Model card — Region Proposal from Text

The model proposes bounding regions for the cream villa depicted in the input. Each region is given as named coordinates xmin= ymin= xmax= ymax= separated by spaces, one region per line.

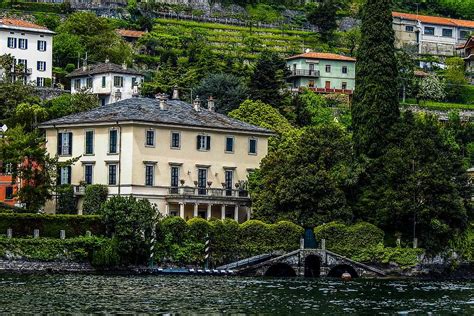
xmin=40 ymin=94 xmax=273 ymax=222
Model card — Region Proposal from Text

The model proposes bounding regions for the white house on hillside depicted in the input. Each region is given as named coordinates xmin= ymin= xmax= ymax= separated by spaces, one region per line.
xmin=0 ymin=18 xmax=54 ymax=87
xmin=66 ymin=61 xmax=144 ymax=106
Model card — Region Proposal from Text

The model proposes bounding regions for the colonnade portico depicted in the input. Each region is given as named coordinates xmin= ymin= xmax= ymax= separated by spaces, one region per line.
xmin=165 ymin=201 xmax=250 ymax=223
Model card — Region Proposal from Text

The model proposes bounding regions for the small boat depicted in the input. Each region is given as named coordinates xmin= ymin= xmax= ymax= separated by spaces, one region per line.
xmin=341 ymin=272 xmax=352 ymax=281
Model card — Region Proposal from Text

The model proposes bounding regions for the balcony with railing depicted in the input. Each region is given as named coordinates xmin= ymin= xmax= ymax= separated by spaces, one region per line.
xmin=309 ymin=87 xmax=354 ymax=95
xmin=288 ymin=69 xmax=320 ymax=78
xmin=167 ymin=186 xmax=249 ymax=199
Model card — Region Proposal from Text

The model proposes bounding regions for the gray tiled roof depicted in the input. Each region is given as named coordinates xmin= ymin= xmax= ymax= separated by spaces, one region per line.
xmin=40 ymin=97 xmax=273 ymax=134
xmin=66 ymin=63 xmax=142 ymax=78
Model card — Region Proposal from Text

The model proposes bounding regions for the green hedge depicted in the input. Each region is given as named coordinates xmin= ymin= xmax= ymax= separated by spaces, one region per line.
xmin=0 ymin=213 xmax=104 ymax=238
xmin=0 ymin=236 xmax=109 ymax=263
xmin=154 ymin=218 xmax=304 ymax=266
xmin=314 ymin=222 xmax=385 ymax=257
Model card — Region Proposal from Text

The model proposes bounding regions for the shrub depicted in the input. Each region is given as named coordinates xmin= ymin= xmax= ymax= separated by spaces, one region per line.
xmin=0 ymin=236 xmax=107 ymax=262
xmin=352 ymin=243 xmax=423 ymax=268
xmin=209 ymin=219 xmax=240 ymax=265
xmin=186 ymin=217 xmax=211 ymax=242
xmin=239 ymin=220 xmax=274 ymax=256
xmin=91 ymin=237 xmax=120 ymax=267
xmin=56 ymin=184 xmax=76 ymax=214
xmin=82 ymin=184 xmax=108 ymax=215
xmin=271 ymin=221 xmax=304 ymax=251
xmin=99 ymin=196 xmax=159 ymax=265
xmin=314 ymin=221 xmax=384 ymax=257
xmin=0 ymin=213 xmax=104 ymax=238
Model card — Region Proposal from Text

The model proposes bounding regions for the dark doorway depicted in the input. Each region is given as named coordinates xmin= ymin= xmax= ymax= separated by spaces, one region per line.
xmin=304 ymin=228 xmax=317 ymax=249
xmin=327 ymin=264 xmax=359 ymax=278
xmin=264 ymin=263 xmax=296 ymax=277
xmin=304 ymin=255 xmax=321 ymax=277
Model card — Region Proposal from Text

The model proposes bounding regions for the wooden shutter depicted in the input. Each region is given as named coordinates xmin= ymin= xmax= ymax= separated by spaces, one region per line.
xmin=57 ymin=133 xmax=63 ymax=155
xmin=196 ymin=135 xmax=201 ymax=150
xmin=68 ymin=133 xmax=73 ymax=155
xmin=67 ymin=166 xmax=72 ymax=184
xmin=206 ymin=136 xmax=211 ymax=150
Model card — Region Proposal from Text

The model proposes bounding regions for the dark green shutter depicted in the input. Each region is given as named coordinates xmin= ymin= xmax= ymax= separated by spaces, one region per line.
xmin=68 ymin=133 xmax=73 ymax=155
xmin=57 ymin=133 xmax=62 ymax=155
xmin=206 ymin=136 xmax=211 ymax=150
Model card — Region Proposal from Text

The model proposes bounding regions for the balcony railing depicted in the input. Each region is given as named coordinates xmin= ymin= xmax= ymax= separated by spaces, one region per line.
xmin=73 ymin=186 xmax=86 ymax=196
xmin=288 ymin=69 xmax=320 ymax=77
xmin=168 ymin=186 xmax=249 ymax=198
xmin=309 ymin=87 xmax=354 ymax=95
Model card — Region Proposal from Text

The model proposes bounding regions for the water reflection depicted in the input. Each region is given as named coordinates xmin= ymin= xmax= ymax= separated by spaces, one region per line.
xmin=0 ymin=274 xmax=472 ymax=314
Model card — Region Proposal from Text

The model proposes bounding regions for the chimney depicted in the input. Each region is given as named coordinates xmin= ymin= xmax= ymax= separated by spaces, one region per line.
xmin=132 ymin=84 xmax=139 ymax=97
xmin=207 ymin=96 xmax=215 ymax=112
xmin=172 ymin=87 xmax=180 ymax=100
xmin=193 ymin=96 xmax=201 ymax=111
xmin=122 ymin=62 xmax=127 ymax=70
xmin=157 ymin=93 xmax=168 ymax=110
xmin=105 ymin=57 xmax=110 ymax=63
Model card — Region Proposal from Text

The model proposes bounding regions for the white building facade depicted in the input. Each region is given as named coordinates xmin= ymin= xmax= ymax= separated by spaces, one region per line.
xmin=67 ymin=62 xmax=144 ymax=106
xmin=393 ymin=12 xmax=474 ymax=57
xmin=0 ymin=18 xmax=54 ymax=87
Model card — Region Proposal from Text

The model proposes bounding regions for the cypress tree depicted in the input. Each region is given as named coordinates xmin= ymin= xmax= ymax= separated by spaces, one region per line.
xmin=351 ymin=0 xmax=400 ymax=158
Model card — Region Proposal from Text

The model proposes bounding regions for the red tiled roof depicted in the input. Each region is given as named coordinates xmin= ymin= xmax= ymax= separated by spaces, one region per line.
xmin=287 ymin=52 xmax=356 ymax=62
xmin=116 ymin=29 xmax=145 ymax=38
xmin=392 ymin=12 xmax=474 ymax=29
xmin=458 ymin=36 xmax=474 ymax=50
xmin=0 ymin=18 xmax=48 ymax=30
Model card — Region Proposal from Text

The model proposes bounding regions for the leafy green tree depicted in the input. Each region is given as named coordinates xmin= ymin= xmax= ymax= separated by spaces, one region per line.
xmin=99 ymin=196 xmax=160 ymax=264
xmin=54 ymin=12 xmax=132 ymax=67
xmin=82 ymin=184 xmax=109 ymax=215
xmin=444 ymin=57 xmax=469 ymax=103
xmin=44 ymin=92 xmax=98 ymax=119
xmin=248 ymin=51 xmax=290 ymax=108
xmin=56 ymin=184 xmax=76 ymax=214
xmin=9 ymin=103 xmax=48 ymax=132
xmin=34 ymin=12 xmax=61 ymax=31
xmin=194 ymin=73 xmax=248 ymax=114
xmin=306 ymin=0 xmax=342 ymax=38
xmin=0 ymin=126 xmax=75 ymax=212
xmin=351 ymin=0 xmax=400 ymax=158
xmin=251 ymin=124 xmax=354 ymax=227
xmin=354 ymin=112 xmax=471 ymax=252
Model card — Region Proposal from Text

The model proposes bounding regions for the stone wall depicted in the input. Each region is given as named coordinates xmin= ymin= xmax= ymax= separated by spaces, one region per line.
xmin=0 ymin=259 xmax=95 ymax=274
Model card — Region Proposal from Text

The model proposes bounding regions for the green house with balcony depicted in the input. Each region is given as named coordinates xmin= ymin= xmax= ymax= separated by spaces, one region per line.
xmin=286 ymin=52 xmax=356 ymax=95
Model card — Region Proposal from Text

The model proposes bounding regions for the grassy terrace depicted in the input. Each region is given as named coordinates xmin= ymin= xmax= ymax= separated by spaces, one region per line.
xmin=401 ymin=101 xmax=474 ymax=111
xmin=151 ymin=18 xmax=321 ymax=59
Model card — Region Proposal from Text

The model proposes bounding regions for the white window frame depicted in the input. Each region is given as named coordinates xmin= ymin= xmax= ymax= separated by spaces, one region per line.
xmin=145 ymin=164 xmax=155 ymax=186
xmin=60 ymin=166 xmax=70 ymax=185
xmin=37 ymin=40 xmax=47 ymax=51
xmin=84 ymin=164 xmax=94 ymax=185
xmin=113 ymin=76 xmax=124 ymax=88
xmin=37 ymin=61 xmax=46 ymax=72
xmin=7 ymin=37 xmax=16 ymax=49
xmin=170 ymin=131 xmax=181 ymax=149
xmin=18 ymin=38 xmax=27 ymax=50
xmin=108 ymin=164 xmax=118 ymax=186
xmin=145 ymin=129 xmax=155 ymax=147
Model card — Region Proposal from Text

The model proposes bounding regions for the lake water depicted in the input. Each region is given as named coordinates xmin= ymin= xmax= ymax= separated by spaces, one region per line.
xmin=0 ymin=274 xmax=473 ymax=314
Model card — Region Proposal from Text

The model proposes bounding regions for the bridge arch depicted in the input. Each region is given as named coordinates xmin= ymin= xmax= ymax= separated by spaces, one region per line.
xmin=327 ymin=264 xmax=359 ymax=278
xmin=304 ymin=255 xmax=321 ymax=277
xmin=264 ymin=263 xmax=296 ymax=277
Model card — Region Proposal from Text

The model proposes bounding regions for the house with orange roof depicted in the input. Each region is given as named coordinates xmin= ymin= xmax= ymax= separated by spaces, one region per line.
xmin=392 ymin=12 xmax=474 ymax=58
xmin=286 ymin=52 xmax=356 ymax=95
xmin=116 ymin=29 xmax=146 ymax=42
xmin=0 ymin=18 xmax=54 ymax=87
xmin=457 ymin=36 xmax=474 ymax=84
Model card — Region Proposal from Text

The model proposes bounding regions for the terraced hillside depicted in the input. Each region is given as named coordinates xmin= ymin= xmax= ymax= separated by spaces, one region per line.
xmin=148 ymin=18 xmax=322 ymax=60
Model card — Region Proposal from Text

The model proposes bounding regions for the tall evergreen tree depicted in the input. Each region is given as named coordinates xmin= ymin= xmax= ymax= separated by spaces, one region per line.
xmin=351 ymin=0 xmax=400 ymax=158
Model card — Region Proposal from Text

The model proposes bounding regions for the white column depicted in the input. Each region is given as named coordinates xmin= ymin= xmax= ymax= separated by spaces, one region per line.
xmin=221 ymin=205 xmax=226 ymax=220
xmin=193 ymin=203 xmax=199 ymax=218
xmin=179 ymin=203 xmax=185 ymax=219
xmin=207 ymin=204 xmax=212 ymax=220
xmin=234 ymin=205 xmax=239 ymax=223
xmin=165 ymin=203 xmax=170 ymax=216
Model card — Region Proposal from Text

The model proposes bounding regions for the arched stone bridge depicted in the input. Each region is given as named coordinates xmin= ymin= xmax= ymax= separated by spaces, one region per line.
xmin=235 ymin=249 xmax=386 ymax=278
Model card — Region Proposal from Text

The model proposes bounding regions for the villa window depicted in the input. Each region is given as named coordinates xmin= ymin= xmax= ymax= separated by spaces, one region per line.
xmin=170 ymin=166 xmax=179 ymax=189
xmin=59 ymin=166 xmax=71 ymax=185
xmin=171 ymin=132 xmax=180 ymax=149
xmin=74 ymin=79 xmax=81 ymax=90
xmin=113 ymin=76 xmax=123 ymax=88
xmin=424 ymin=27 xmax=435 ymax=35
xmin=86 ymin=77 xmax=92 ymax=88
xmin=197 ymin=168 xmax=207 ymax=195
xmin=225 ymin=136 xmax=234 ymax=153
xmin=85 ymin=130 xmax=94 ymax=155
xmin=146 ymin=129 xmax=155 ymax=147
xmin=101 ymin=76 xmax=106 ymax=88
xmin=308 ymin=80 xmax=315 ymax=88
xmin=109 ymin=129 xmax=118 ymax=154
xmin=442 ymin=28 xmax=453 ymax=37
xmin=145 ymin=165 xmax=154 ymax=186
xmin=36 ymin=77 xmax=45 ymax=87
xmin=7 ymin=37 xmax=16 ymax=48
xmin=5 ymin=187 xmax=13 ymax=200
xmin=84 ymin=164 xmax=93 ymax=185
xmin=249 ymin=138 xmax=257 ymax=155
xmin=325 ymin=65 xmax=331 ymax=73
xmin=342 ymin=66 xmax=348 ymax=74
xmin=197 ymin=134 xmax=211 ymax=151
xmin=460 ymin=30 xmax=470 ymax=39
xmin=58 ymin=132 xmax=73 ymax=156
xmin=37 ymin=61 xmax=46 ymax=72
xmin=108 ymin=164 xmax=117 ymax=185
xmin=342 ymin=82 xmax=347 ymax=90
xmin=225 ymin=169 xmax=233 ymax=196
xmin=18 ymin=38 xmax=28 ymax=50
xmin=405 ymin=26 xmax=414 ymax=32
xmin=37 ymin=40 xmax=46 ymax=51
